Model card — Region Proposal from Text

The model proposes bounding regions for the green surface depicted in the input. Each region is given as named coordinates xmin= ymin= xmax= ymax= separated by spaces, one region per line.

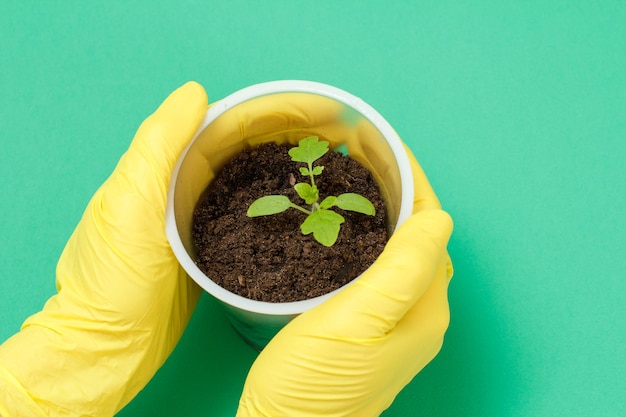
xmin=1 ymin=1 xmax=625 ymax=416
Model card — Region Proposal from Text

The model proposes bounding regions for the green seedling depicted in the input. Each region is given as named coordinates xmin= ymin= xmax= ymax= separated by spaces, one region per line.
xmin=247 ymin=136 xmax=376 ymax=247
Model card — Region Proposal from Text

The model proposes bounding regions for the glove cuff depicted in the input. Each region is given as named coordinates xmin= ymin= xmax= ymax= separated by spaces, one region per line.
xmin=0 ymin=359 xmax=47 ymax=417
xmin=0 ymin=320 xmax=130 ymax=417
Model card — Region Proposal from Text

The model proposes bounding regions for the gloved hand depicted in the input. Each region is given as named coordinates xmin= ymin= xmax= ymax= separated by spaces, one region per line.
xmin=0 ymin=82 xmax=208 ymax=417
xmin=236 ymin=148 xmax=454 ymax=417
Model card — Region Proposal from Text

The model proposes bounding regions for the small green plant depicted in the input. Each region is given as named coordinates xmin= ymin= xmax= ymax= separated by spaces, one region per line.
xmin=247 ymin=136 xmax=376 ymax=247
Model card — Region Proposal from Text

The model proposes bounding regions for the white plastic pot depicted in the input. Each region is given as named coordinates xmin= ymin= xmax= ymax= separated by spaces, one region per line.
xmin=165 ymin=80 xmax=414 ymax=350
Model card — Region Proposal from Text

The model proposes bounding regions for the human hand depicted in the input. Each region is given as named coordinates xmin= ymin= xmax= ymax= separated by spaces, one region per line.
xmin=0 ymin=82 xmax=208 ymax=417
xmin=237 ymin=148 xmax=454 ymax=417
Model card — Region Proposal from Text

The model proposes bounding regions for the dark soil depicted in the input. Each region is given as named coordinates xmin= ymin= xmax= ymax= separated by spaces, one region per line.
xmin=192 ymin=142 xmax=388 ymax=303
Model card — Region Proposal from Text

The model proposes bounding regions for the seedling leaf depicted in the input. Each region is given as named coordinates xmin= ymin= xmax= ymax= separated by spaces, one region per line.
xmin=312 ymin=166 xmax=324 ymax=175
xmin=300 ymin=167 xmax=310 ymax=176
xmin=319 ymin=196 xmax=337 ymax=209
xmin=300 ymin=209 xmax=345 ymax=247
xmin=335 ymin=193 xmax=376 ymax=215
xmin=294 ymin=183 xmax=319 ymax=205
xmin=288 ymin=136 xmax=329 ymax=164
xmin=247 ymin=195 xmax=292 ymax=217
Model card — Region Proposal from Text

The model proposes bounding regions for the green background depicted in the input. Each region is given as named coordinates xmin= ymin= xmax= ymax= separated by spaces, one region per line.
xmin=1 ymin=1 xmax=624 ymax=416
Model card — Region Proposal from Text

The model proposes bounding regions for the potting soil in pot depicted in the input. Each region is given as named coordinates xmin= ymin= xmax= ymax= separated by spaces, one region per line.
xmin=192 ymin=142 xmax=389 ymax=303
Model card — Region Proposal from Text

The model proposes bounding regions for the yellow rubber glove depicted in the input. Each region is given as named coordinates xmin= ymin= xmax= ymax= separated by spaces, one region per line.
xmin=237 ymin=148 xmax=454 ymax=417
xmin=0 ymin=82 xmax=208 ymax=417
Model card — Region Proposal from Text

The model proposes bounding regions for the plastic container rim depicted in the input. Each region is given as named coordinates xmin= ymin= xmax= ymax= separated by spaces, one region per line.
xmin=165 ymin=80 xmax=414 ymax=315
